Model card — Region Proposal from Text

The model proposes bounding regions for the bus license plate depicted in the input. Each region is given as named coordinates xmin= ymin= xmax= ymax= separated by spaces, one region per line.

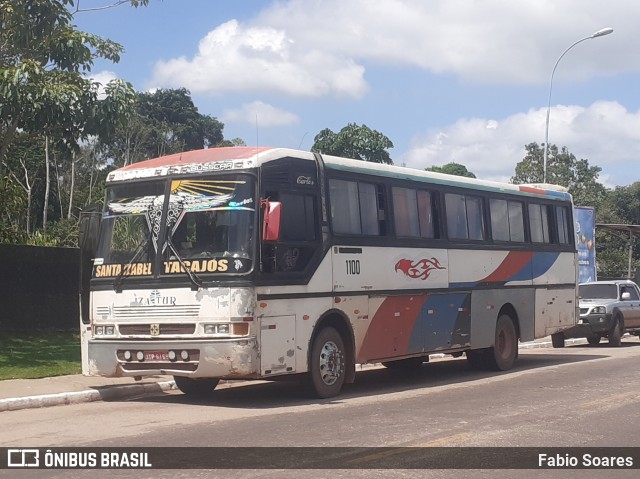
xmin=144 ymin=351 xmax=169 ymax=361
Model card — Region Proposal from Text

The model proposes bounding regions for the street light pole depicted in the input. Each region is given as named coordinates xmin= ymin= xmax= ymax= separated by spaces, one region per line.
xmin=543 ymin=27 xmax=613 ymax=183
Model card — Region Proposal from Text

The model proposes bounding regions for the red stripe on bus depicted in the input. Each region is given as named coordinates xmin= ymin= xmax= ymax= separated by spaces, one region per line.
xmin=481 ymin=251 xmax=534 ymax=283
xmin=357 ymin=294 xmax=429 ymax=362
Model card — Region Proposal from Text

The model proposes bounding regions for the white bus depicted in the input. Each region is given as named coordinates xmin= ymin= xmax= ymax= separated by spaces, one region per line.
xmin=79 ymin=147 xmax=578 ymax=398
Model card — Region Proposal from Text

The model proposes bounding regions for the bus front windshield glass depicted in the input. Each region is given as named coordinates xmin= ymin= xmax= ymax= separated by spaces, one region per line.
xmin=94 ymin=181 xmax=165 ymax=279
xmin=163 ymin=175 xmax=255 ymax=275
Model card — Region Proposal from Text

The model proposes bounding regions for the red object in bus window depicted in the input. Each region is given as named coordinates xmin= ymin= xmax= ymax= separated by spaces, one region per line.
xmin=262 ymin=200 xmax=282 ymax=241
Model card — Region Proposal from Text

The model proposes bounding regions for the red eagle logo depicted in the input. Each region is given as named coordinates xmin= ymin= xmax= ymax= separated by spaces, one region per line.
xmin=395 ymin=257 xmax=445 ymax=280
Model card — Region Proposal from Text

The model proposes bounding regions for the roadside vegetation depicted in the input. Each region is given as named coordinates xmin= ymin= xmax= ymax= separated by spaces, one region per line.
xmin=0 ymin=332 xmax=81 ymax=380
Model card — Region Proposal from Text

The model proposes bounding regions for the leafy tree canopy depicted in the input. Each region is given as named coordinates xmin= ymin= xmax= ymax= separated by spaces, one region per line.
xmin=0 ymin=0 xmax=142 ymax=170
xmin=512 ymin=142 xmax=607 ymax=207
xmin=101 ymin=88 xmax=229 ymax=166
xmin=426 ymin=162 xmax=476 ymax=178
xmin=311 ymin=123 xmax=394 ymax=164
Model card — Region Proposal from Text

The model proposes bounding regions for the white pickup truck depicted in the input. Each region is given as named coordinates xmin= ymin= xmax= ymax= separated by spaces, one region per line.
xmin=557 ymin=280 xmax=640 ymax=346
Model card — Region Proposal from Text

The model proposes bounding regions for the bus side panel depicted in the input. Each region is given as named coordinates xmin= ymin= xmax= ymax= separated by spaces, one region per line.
xmin=470 ymin=288 xmax=536 ymax=349
xmin=531 ymin=251 xmax=577 ymax=337
xmin=355 ymin=292 xmax=471 ymax=362
xmin=260 ymin=315 xmax=296 ymax=376
xmin=418 ymin=292 xmax=471 ymax=353
xmin=448 ymin=250 xmax=534 ymax=289
xmin=534 ymin=288 xmax=577 ymax=337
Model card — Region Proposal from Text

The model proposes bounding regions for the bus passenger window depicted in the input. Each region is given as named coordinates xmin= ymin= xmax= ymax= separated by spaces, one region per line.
xmin=329 ymin=179 xmax=383 ymax=236
xmin=555 ymin=206 xmax=570 ymax=244
xmin=491 ymin=199 xmax=524 ymax=242
xmin=393 ymin=187 xmax=436 ymax=238
xmin=529 ymin=203 xmax=551 ymax=243
xmin=445 ymin=193 xmax=485 ymax=240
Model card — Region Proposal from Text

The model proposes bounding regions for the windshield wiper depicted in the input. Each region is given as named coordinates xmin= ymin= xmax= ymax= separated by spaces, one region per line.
xmin=166 ymin=236 xmax=205 ymax=291
xmin=113 ymin=234 xmax=151 ymax=293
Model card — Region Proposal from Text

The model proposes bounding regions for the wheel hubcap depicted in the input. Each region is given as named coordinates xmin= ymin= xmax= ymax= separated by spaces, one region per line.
xmin=318 ymin=340 xmax=343 ymax=386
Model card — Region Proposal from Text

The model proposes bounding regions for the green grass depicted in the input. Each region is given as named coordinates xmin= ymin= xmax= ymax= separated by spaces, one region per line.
xmin=0 ymin=332 xmax=82 ymax=380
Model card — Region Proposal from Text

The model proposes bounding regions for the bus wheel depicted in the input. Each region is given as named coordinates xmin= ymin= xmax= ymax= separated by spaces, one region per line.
xmin=551 ymin=332 xmax=565 ymax=348
xmin=173 ymin=376 xmax=219 ymax=397
xmin=608 ymin=317 xmax=622 ymax=347
xmin=381 ymin=357 xmax=427 ymax=369
xmin=586 ymin=334 xmax=601 ymax=346
xmin=466 ymin=349 xmax=489 ymax=370
xmin=486 ymin=314 xmax=518 ymax=371
xmin=308 ymin=327 xmax=345 ymax=398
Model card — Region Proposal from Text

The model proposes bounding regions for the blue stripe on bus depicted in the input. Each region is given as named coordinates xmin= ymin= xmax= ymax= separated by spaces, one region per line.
xmin=408 ymin=293 xmax=470 ymax=354
xmin=449 ymin=252 xmax=562 ymax=289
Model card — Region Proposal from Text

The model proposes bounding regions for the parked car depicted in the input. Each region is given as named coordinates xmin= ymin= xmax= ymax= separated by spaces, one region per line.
xmin=554 ymin=280 xmax=640 ymax=347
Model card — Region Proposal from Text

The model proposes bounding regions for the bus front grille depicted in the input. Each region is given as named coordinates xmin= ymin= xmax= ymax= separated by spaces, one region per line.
xmin=119 ymin=324 xmax=197 ymax=335
xmin=96 ymin=305 xmax=200 ymax=319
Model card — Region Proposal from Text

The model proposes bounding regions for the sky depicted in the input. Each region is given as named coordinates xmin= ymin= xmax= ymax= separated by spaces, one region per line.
xmin=72 ymin=0 xmax=640 ymax=187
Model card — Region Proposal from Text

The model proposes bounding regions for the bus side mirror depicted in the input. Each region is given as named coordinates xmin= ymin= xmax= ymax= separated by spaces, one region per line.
xmin=79 ymin=207 xmax=101 ymax=255
xmin=262 ymin=200 xmax=282 ymax=241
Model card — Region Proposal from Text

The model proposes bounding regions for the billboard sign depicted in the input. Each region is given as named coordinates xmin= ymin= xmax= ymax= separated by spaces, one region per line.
xmin=575 ymin=206 xmax=596 ymax=283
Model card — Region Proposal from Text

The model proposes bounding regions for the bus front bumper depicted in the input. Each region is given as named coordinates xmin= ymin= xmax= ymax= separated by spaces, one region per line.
xmin=86 ymin=338 xmax=259 ymax=379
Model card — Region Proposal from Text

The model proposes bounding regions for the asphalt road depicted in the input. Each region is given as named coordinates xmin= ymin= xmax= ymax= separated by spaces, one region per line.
xmin=2 ymin=341 xmax=640 ymax=479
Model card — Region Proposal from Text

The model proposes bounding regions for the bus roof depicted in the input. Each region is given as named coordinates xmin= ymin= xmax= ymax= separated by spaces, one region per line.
xmin=106 ymin=146 xmax=572 ymax=201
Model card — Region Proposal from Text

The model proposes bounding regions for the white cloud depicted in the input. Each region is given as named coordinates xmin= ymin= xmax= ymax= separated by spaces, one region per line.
xmin=151 ymin=19 xmax=366 ymax=98
xmin=402 ymin=101 xmax=640 ymax=186
xmin=222 ymin=101 xmax=299 ymax=127
xmin=257 ymin=0 xmax=632 ymax=84
xmin=149 ymin=1 xmax=638 ymax=97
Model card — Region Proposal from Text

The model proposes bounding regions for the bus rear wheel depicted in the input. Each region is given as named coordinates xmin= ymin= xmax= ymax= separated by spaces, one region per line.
xmin=173 ymin=376 xmax=219 ymax=398
xmin=466 ymin=349 xmax=490 ymax=370
xmin=307 ymin=327 xmax=346 ymax=398
xmin=486 ymin=314 xmax=518 ymax=371
xmin=608 ymin=317 xmax=622 ymax=347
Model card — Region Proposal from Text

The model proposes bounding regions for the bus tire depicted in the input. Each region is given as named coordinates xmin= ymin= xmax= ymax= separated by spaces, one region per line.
xmin=466 ymin=349 xmax=490 ymax=370
xmin=381 ymin=357 xmax=427 ymax=369
xmin=173 ymin=376 xmax=219 ymax=397
xmin=551 ymin=332 xmax=565 ymax=348
xmin=608 ymin=317 xmax=622 ymax=347
xmin=586 ymin=334 xmax=601 ymax=346
xmin=486 ymin=314 xmax=518 ymax=371
xmin=307 ymin=327 xmax=346 ymax=398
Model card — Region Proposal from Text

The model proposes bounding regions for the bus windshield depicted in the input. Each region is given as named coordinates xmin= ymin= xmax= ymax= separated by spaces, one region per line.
xmin=94 ymin=175 xmax=256 ymax=279
xmin=95 ymin=181 xmax=164 ymax=273
xmin=164 ymin=176 xmax=255 ymax=275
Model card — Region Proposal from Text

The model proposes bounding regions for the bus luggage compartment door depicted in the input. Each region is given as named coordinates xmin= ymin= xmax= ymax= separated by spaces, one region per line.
xmin=535 ymin=288 xmax=576 ymax=337
xmin=260 ymin=315 xmax=296 ymax=376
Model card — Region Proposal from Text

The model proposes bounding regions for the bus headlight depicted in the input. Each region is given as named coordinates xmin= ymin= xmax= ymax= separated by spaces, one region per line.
xmin=204 ymin=324 xmax=216 ymax=334
xmin=94 ymin=325 xmax=115 ymax=336
xmin=204 ymin=324 xmax=231 ymax=334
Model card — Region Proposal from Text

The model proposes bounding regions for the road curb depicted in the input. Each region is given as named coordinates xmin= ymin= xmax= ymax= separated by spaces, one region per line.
xmin=0 ymin=381 xmax=176 ymax=413
xmin=0 ymin=337 xmax=590 ymax=412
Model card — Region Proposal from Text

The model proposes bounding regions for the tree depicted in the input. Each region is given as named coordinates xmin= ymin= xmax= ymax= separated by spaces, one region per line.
xmin=511 ymin=143 xmax=607 ymax=207
xmin=595 ymin=183 xmax=640 ymax=279
xmin=102 ymin=88 xmax=229 ymax=167
xmin=311 ymin=123 xmax=394 ymax=164
xmin=426 ymin=162 xmax=476 ymax=178
xmin=0 ymin=0 xmax=146 ymax=242
xmin=0 ymin=0 xmax=142 ymax=168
